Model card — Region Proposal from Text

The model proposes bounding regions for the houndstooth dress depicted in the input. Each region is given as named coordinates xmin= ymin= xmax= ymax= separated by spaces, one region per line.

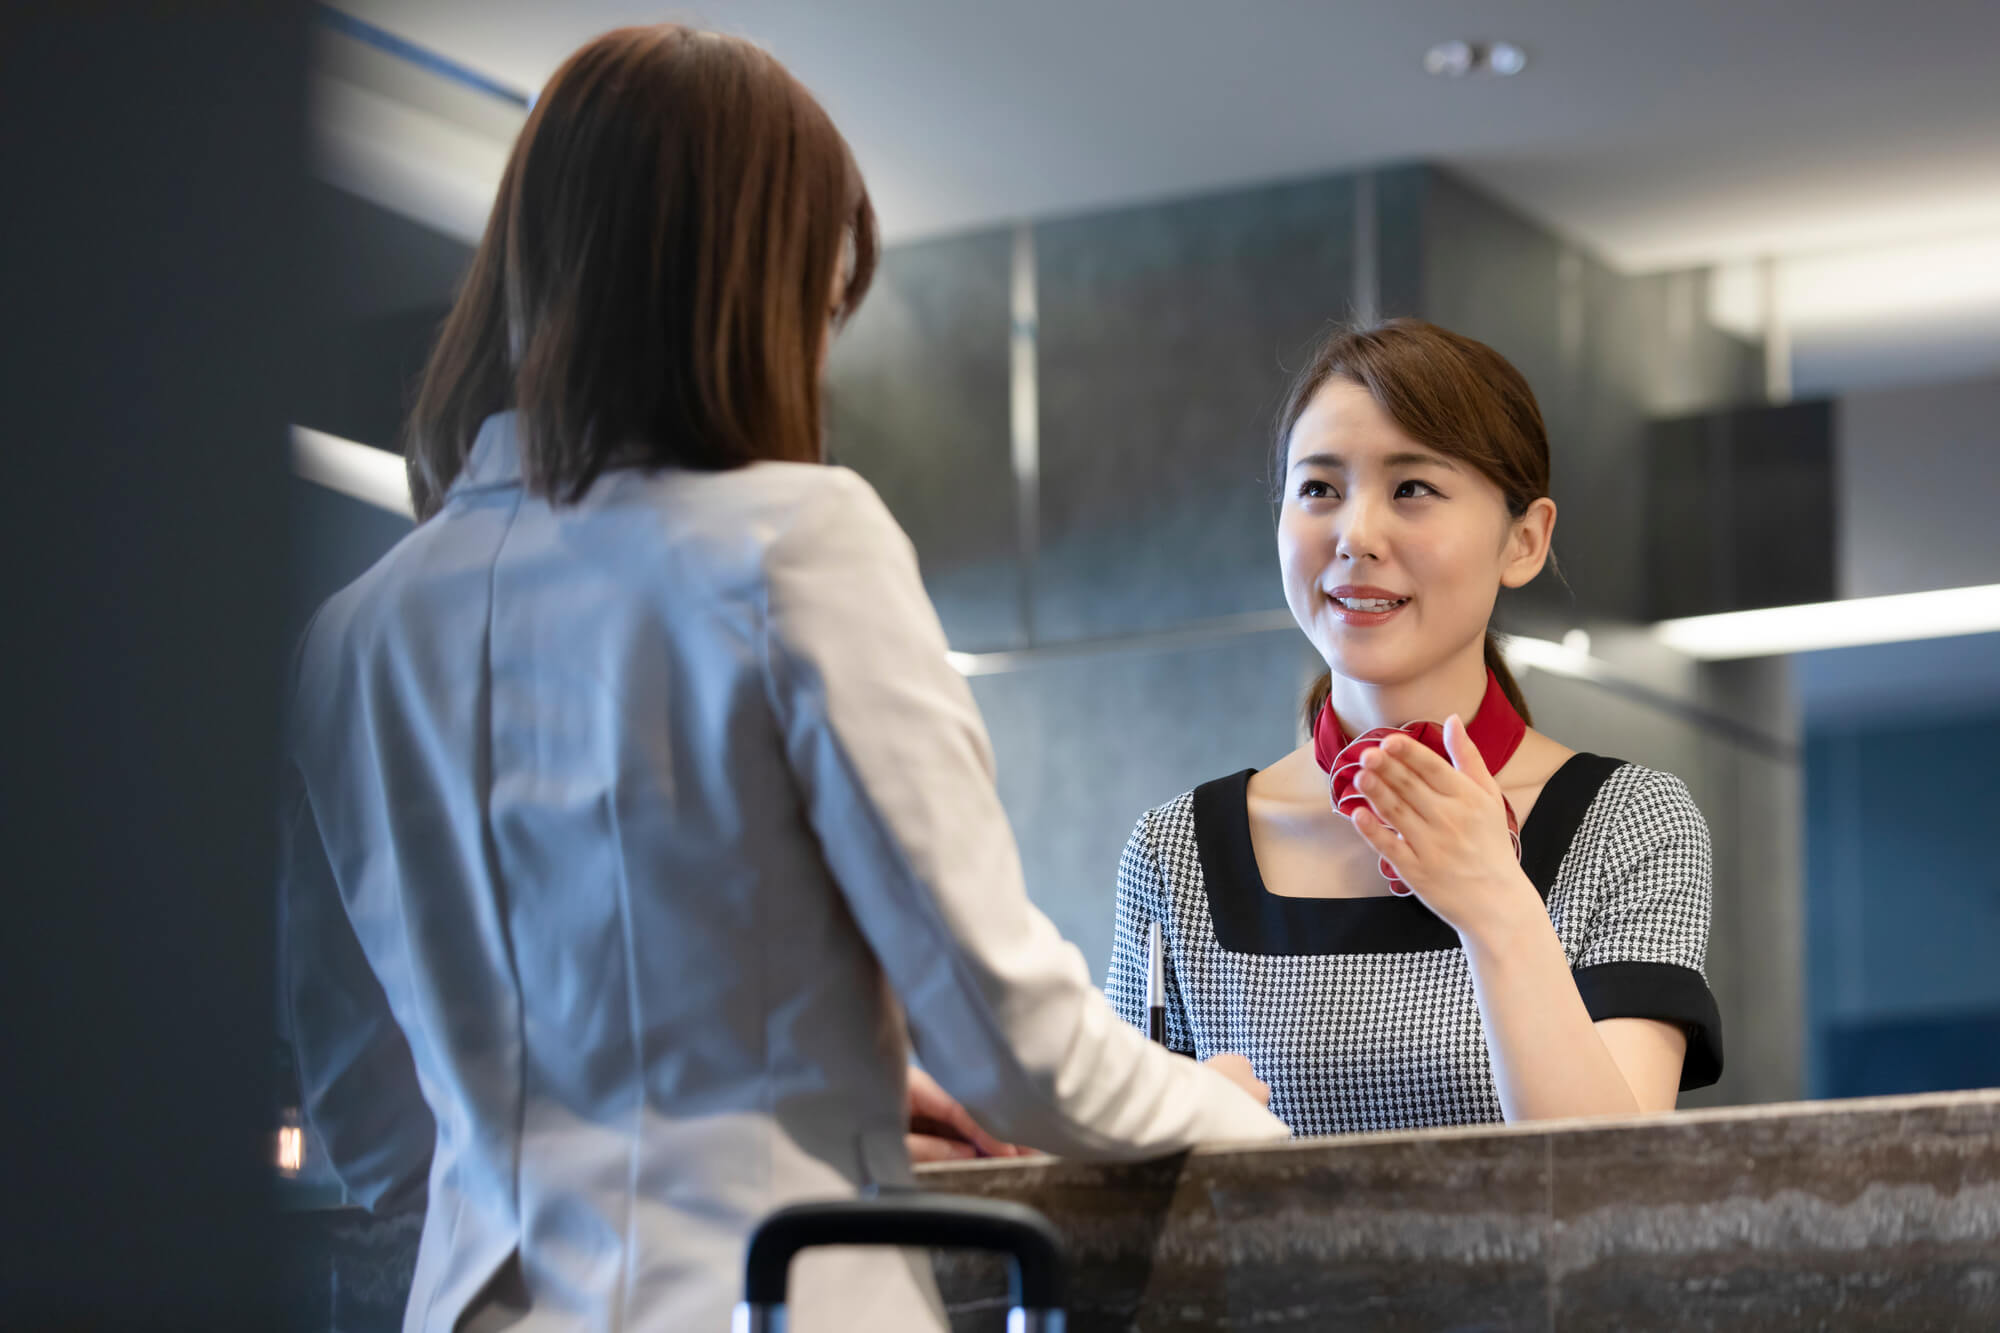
xmin=1105 ymin=754 xmax=1723 ymax=1137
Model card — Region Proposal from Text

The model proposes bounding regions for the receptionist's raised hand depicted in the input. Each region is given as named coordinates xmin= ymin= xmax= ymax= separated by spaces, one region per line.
xmin=1349 ymin=715 xmax=1539 ymax=941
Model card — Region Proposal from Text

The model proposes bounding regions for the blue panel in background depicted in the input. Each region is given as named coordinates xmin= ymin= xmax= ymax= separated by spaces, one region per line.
xmin=1820 ymin=1011 xmax=2000 ymax=1098
xmin=1805 ymin=712 xmax=2000 ymax=1098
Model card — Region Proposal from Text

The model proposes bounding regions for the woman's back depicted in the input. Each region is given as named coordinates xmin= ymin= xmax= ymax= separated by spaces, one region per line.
xmin=286 ymin=415 xmax=935 ymax=1329
xmin=284 ymin=26 xmax=1289 ymax=1330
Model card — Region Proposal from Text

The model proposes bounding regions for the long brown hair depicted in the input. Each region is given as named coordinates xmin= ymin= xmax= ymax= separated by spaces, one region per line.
xmin=1274 ymin=318 xmax=1550 ymax=729
xmin=404 ymin=25 xmax=879 ymax=518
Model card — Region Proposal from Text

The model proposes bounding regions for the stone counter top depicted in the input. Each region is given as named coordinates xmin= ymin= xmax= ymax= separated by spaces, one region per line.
xmin=282 ymin=1088 xmax=2000 ymax=1331
xmin=918 ymin=1088 xmax=2000 ymax=1331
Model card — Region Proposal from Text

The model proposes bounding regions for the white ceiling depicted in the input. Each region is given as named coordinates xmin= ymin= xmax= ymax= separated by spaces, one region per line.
xmin=333 ymin=0 xmax=2000 ymax=273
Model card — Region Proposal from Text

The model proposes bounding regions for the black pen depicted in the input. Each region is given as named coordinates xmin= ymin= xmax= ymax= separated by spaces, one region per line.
xmin=1146 ymin=920 xmax=1166 ymax=1044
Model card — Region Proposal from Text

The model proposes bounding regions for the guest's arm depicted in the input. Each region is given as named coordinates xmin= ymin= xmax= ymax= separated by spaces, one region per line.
xmin=761 ymin=470 xmax=1287 ymax=1155
xmin=280 ymin=758 xmax=435 ymax=1211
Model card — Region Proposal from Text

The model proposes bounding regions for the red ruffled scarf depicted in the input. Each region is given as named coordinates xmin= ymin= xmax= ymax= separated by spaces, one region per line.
xmin=1311 ymin=669 xmax=1527 ymax=895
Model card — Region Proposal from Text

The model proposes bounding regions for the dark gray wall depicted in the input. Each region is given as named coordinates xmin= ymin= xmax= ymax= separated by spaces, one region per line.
xmin=1415 ymin=169 xmax=1765 ymax=624
xmin=3 ymin=4 xmax=306 ymax=1327
xmin=1644 ymin=400 xmax=1838 ymax=620
xmin=1836 ymin=372 xmax=2000 ymax=599
xmin=288 ymin=478 xmax=415 ymax=641
xmin=285 ymin=187 xmax=457 ymax=631
xmin=826 ymin=231 xmax=1021 ymax=650
xmin=298 ymin=182 xmax=473 ymax=449
xmin=1032 ymin=176 xmax=1358 ymax=640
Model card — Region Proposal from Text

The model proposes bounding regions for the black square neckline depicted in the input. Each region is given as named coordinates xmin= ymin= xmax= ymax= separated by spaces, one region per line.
xmin=1191 ymin=752 xmax=1624 ymax=956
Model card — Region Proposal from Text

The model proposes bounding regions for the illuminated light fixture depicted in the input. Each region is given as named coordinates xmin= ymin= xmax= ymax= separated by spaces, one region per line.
xmin=291 ymin=425 xmax=415 ymax=519
xmin=276 ymin=1124 xmax=304 ymax=1175
xmin=941 ymin=609 xmax=1301 ymax=678
xmin=1424 ymin=39 xmax=1528 ymax=78
xmin=1653 ymin=584 xmax=2000 ymax=660
xmin=1498 ymin=631 xmax=1603 ymax=681
xmin=1709 ymin=228 xmax=2000 ymax=337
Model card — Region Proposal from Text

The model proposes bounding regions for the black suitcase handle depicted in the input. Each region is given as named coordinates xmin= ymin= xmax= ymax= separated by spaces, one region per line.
xmin=735 ymin=1192 xmax=1067 ymax=1332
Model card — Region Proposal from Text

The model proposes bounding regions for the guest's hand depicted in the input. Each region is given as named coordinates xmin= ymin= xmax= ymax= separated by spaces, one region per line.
xmin=1202 ymin=1052 xmax=1271 ymax=1107
xmin=905 ymin=1065 xmax=1030 ymax=1163
xmin=1349 ymin=715 xmax=1539 ymax=939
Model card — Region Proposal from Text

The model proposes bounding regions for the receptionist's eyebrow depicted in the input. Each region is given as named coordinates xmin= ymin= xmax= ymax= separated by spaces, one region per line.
xmin=1289 ymin=450 xmax=1458 ymax=472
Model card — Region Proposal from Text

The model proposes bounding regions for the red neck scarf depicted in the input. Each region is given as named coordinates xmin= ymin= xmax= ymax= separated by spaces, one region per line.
xmin=1311 ymin=669 xmax=1528 ymax=895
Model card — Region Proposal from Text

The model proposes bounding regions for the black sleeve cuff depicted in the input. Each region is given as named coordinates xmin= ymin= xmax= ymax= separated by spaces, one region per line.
xmin=1572 ymin=961 xmax=1725 ymax=1091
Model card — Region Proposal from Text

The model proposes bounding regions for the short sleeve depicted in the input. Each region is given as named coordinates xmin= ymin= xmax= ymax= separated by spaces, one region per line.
xmin=1105 ymin=812 xmax=1197 ymax=1056
xmin=1571 ymin=768 xmax=1725 ymax=1090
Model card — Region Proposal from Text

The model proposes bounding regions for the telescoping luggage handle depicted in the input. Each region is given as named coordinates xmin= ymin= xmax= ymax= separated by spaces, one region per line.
xmin=735 ymin=1192 xmax=1068 ymax=1333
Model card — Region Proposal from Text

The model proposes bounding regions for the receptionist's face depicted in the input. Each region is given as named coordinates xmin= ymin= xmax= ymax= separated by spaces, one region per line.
xmin=1278 ymin=379 xmax=1521 ymax=688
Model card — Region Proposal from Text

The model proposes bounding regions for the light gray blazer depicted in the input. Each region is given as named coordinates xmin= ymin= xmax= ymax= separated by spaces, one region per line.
xmin=282 ymin=412 xmax=1286 ymax=1333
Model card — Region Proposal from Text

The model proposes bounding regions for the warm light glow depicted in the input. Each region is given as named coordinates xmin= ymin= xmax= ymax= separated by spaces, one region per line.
xmin=1498 ymin=633 xmax=1603 ymax=681
xmin=277 ymin=1125 xmax=305 ymax=1175
xmin=1653 ymin=584 xmax=2000 ymax=659
xmin=1709 ymin=228 xmax=2000 ymax=336
xmin=290 ymin=425 xmax=415 ymax=519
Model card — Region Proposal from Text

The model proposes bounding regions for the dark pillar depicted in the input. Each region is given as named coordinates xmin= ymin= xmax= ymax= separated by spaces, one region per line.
xmin=0 ymin=4 xmax=307 ymax=1327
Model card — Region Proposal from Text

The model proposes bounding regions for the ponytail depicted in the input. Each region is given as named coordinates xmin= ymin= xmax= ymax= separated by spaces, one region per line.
xmin=1301 ymin=669 xmax=1333 ymax=735
xmin=1482 ymin=631 xmax=1532 ymax=725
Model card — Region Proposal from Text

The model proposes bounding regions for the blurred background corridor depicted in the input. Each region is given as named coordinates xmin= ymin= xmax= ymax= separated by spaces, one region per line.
xmin=297 ymin=0 xmax=2000 ymax=1121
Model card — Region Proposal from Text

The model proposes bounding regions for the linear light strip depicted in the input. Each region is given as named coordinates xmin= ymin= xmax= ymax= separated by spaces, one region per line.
xmin=290 ymin=425 xmax=415 ymax=519
xmin=947 ymin=622 xmax=1795 ymax=757
xmin=1352 ymin=171 xmax=1379 ymax=325
xmin=1653 ymin=584 xmax=2000 ymax=659
xmin=315 ymin=3 xmax=533 ymax=109
xmin=1009 ymin=223 xmax=1040 ymax=645
xmin=947 ymin=610 xmax=1300 ymax=677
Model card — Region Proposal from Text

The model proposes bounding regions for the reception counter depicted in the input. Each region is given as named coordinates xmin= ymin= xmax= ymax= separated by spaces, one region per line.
xmin=282 ymin=1087 xmax=2000 ymax=1331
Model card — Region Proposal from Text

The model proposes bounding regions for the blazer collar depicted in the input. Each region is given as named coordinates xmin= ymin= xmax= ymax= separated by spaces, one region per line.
xmin=449 ymin=411 xmax=664 ymax=501
xmin=452 ymin=411 xmax=525 ymax=495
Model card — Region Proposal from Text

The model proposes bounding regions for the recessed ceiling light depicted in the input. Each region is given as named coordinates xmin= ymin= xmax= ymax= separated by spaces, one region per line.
xmin=1424 ymin=39 xmax=1529 ymax=78
xmin=1652 ymin=583 xmax=2000 ymax=659
xmin=1423 ymin=40 xmax=1474 ymax=77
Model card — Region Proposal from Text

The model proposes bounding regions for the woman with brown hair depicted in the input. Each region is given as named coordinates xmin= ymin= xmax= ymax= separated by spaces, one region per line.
xmin=1106 ymin=319 xmax=1723 ymax=1136
xmin=281 ymin=25 xmax=1283 ymax=1333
